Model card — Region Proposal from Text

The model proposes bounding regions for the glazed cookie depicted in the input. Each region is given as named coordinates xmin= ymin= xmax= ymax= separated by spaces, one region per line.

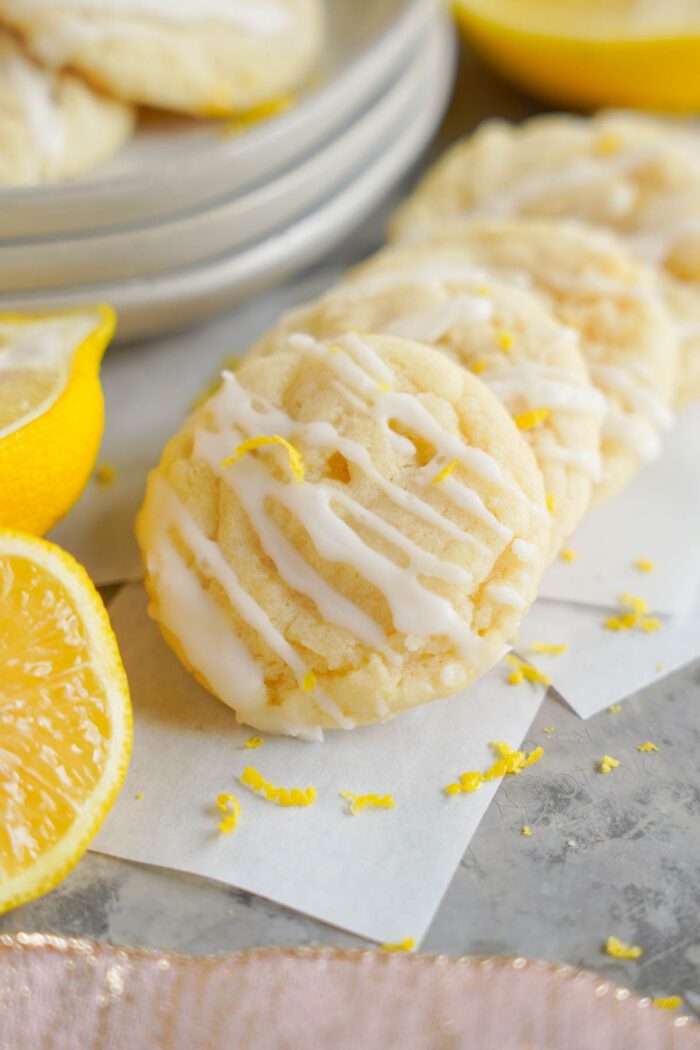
xmin=138 ymin=333 xmax=549 ymax=739
xmin=1 ymin=0 xmax=324 ymax=117
xmin=383 ymin=222 xmax=677 ymax=505
xmin=390 ymin=110 xmax=700 ymax=406
xmin=252 ymin=253 xmax=603 ymax=555
xmin=0 ymin=32 xmax=134 ymax=186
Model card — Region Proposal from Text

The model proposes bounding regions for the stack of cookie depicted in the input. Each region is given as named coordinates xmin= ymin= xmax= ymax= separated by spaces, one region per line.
xmin=137 ymin=110 xmax=699 ymax=740
xmin=0 ymin=0 xmax=324 ymax=185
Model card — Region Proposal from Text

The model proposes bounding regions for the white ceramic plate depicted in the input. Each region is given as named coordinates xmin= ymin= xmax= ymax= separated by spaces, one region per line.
xmin=0 ymin=0 xmax=434 ymax=239
xmin=0 ymin=30 xmax=433 ymax=292
xmin=0 ymin=17 xmax=456 ymax=342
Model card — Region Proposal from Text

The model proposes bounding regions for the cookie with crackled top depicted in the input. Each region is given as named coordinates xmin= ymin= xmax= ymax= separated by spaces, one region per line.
xmin=138 ymin=333 xmax=549 ymax=738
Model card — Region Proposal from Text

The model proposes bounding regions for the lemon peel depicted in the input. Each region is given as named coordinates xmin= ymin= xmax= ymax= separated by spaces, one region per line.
xmin=604 ymin=936 xmax=643 ymax=960
xmin=240 ymin=766 xmax=316 ymax=807
xmin=531 ymin=642 xmax=568 ymax=655
xmin=217 ymin=793 xmax=241 ymax=835
xmin=653 ymin=996 xmax=683 ymax=1010
xmin=506 ymin=654 xmax=551 ymax=687
xmin=638 ymin=742 xmax=660 ymax=752
xmin=245 ymin=736 xmax=263 ymax=750
xmin=431 ymin=459 xmax=458 ymax=484
xmin=340 ymin=792 xmax=396 ymax=815
xmin=604 ymin=593 xmax=662 ymax=633
xmin=445 ymin=741 xmax=543 ymax=795
xmin=608 ymin=704 xmax=623 ymax=714
xmin=222 ymin=435 xmax=304 ymax=484
xmin=634 ymin=558 xmax=655 ymax=573
xmin=470 ymin=359 xmax=488 ymax=375
xmin=545 ymin=492 xmax=557 ymax=513
xmin=598 ymin=755 xmax=620 ymax=774
xmin=302 ymin=671 xmax=317 ymax=693
xmin=559 ymin=548 xmax=577 ymax=562
xmin=521 ymin=825 xmax=532 ymax=836
xmin=543 ymin=726 xmax=556 ymax=734
xmin=380 ymin=938 xmax=415 ymax=952
xmin=95 ymin=462 xmax=116 ymax=487
xmin=496 ymin=329 xmax=514 ymax=351
xmin=514 ymin=407 xmax=550 ymax=430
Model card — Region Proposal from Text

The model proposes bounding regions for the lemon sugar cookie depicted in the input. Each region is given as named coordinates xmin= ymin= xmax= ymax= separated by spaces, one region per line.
xmin=252 ymin=250 xmax=604 ymax=554
xmin=138 ymin=333 xmax=550 ymax=739
xmin=386 ymin=222 xmax=678 ymax=504
xmin=390 ymin=110 xmax=700 ymax=407
xmin=0 ymin=32 xmax=134 ymax=186
xmin=1 ymin=0 xmax=324 ymax=117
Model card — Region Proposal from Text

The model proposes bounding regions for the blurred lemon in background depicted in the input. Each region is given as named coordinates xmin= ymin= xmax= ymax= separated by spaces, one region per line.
xmin=0 ymin=306 xmax=115 ymax=536
xmin=454 ymin=0 xmax=700 ymax=111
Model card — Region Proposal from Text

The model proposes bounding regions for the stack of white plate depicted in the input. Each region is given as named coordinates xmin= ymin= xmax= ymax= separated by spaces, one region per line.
xmin=0 ymin=0 xmax=455 ymax=342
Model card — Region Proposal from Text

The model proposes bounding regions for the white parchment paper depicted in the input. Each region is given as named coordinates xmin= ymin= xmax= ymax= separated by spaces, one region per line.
xmin=92 ymin=583 xmax=547 ymax=945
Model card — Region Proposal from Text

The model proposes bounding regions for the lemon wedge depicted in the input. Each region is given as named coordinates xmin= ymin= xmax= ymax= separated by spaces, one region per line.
xmin=454 ymin=0 xmax=700 ymax=111
xmin=0 ymin=306 xmax=115 ymax=536
xmin=0 ymin=529 xmax=132 ymax=915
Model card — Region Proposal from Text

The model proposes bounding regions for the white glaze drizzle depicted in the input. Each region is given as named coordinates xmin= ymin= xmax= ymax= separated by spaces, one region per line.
xmin=590 ymin=361 xmax=672 ymax=460
xmin=483 ymin=583 xmax=525 ymax=610
xmin=5 ymin=50 xmax=64 ymax=166
xmin=382 ymin=294 xmax=494 ymax=342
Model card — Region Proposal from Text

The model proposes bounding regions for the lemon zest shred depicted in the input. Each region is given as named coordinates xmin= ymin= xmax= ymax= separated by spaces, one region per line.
xmin=634 ymin=558 xmax=655 ymax=573
xmin=638 ymin=741 xmax=660 ymax=752
xmin=380 ymin=938 xmax=415 ymax=952
xmin=245 ymin=736 xmax=263 ymax=750
xmin=594 ymin=132 xmax=621 ymax=156
xmin=559 ymin=548 xmax=577 ymax=563
xmin=608 ymin=704 xmax=623 ymax=714
xmin=598 ymin=755 xmax=620 ymax=775
xmin=431 ymin=459 xmax=458 ymax=484
xmin=377 ymin=383 xmax=391 ymax=393
xmin=521 ymin=825 xmax=532 ymax=836
xmin=444 ymin=741 xmax=543 ymax=796
xmin=531 ymin=642 xmax=568 ymax=655
xmin=240 ymin=766 xmax=316 ymax=807
xmin=95 ymin=462 xmax=116 ymax=487
xmin=604 ymin=935 xmax=643 ymax=960
xmin=506 ymin=654 xmax=551 ymax=687
xmin=543 ymin=726 xmax=556 ymax=734
xmin=340 ymin=791 xmax=396 ymax=815
xmin=514 ymin=407 xmax=550 ymax=430
xmin=222 ymin=435 xmax=304 ymax=483
xmin=470 ymin=359 xmax=488 ymax=375
xmin=545 ymin=492 xmax=557 ymax=513
xmin=496 ymin=330 xmax=514 ymax=352
xmin=217 ymin=793 xmax=241 ymax=835
xmin=603 ymin=593 xmax=662 ymax=634
xmin=302 ymin=671 xmax=317 ymax=693
xmin=653 ymin=996 xmax=683 ymax=1010
xmin=135 ymin=793 xmax=143 ymax=800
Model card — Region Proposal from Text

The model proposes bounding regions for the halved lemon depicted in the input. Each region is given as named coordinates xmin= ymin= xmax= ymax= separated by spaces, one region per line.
xmin=0 ymin=306 xmax=115 ymax=536
xmin=454 ymin=0 xmax=700 ymax=112
xmin=0 ymin=529 xmax=132 ymax=915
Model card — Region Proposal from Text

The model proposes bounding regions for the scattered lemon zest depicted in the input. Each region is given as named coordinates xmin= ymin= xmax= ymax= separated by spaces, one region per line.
xmin=135 ymin=793 xmax=143 ymax=800
xmin=594 ymin=132 xmax=621 ymax=156
xmin=598 ymin=755 xmax=620 ymax=774
xmin=329 ymin=345 xmax=342 ymax=354
xmin=94 ymin=462 xmax=116 ymax=487
xmin=545 ymin=492 xmax=557 ymax=513
xmin=380 ymin=938 xmax=415 ymax=952
xmin=217 ymin=793 xmax=241 ymax=835
xmin=521 ymin=825 xmax=532 ymax=836
xmin=222 ymin=435 xmax=304 ymax=483
xmin=506 ymin=654 xmax=551 ymax=687
xmin=377 ymin=383 xmax=391 ymax=393
xmin=559 ymin=548 xmax=577 ymax=563
xmin=604 ymin=593 xmax=662 ymax=634
xmin=223 ymin=95 xmax=294 ymax=135
xmin=245 ymin=736 xmax=263 ymax=750
xmin=653 ymin=996 xmax=683 ymax=1010
xmin=543 ymin=726 xmax=556 ymax=734
xmin=608 ymin=704 xmax=623 ymax=714
xmin=444 ymin=741 xmax=544 ymax=795
xmin=431 ymin=459 xmax=458 ymax=484
xmin=470 ymin=359 xmax=488 ymax=375
xmin=240 ymin=766 xmax=316 ymax=807
xmin=302 ymin=671 xmax=317 ymax=693
xmin=514 ymin=407 xmax=550 ymax=430
xmin=477 ymin=283 xmax=491 ymax=296
xmin=604 ymin=936 xmax=643 ymax=960
xmin=634 ymin=558 xmax=655 ymax=573
xmin=496 ymin=329 xmax=514 ymax=351
xmin=638 ymin=742 xmax=660 ymax=752
xmin=340 ymin=791 xmax=396 ymax=815
xmin=531 ymin=642 xmax=568 ymax=656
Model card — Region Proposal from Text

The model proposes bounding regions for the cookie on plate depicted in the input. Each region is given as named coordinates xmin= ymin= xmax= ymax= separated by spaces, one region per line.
xmin=384 ymin=222 xmax=677 ymax=505
xmin=138 ymin=332 xmax=550 ymax=738
xmin=1 ymin=0 xmax=324 ymax=117
xmin=252 ymin=251 xmax=603 ymax=556
xmin=0 ymin=32 xmax=134 ymax=186
xmin=390 ymin=110 xmax=700 ymax=407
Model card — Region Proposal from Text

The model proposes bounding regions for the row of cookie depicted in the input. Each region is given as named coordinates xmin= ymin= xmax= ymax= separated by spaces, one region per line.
xmin=134 ymin=111 xmax=693 ymax=739
xmin=0 ymin=0 xmax=324 ymax=185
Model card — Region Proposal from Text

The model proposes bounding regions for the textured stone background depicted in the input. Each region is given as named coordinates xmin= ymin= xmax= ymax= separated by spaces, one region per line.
xmin=2 ymin=44 xmax=699 ymax=1011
